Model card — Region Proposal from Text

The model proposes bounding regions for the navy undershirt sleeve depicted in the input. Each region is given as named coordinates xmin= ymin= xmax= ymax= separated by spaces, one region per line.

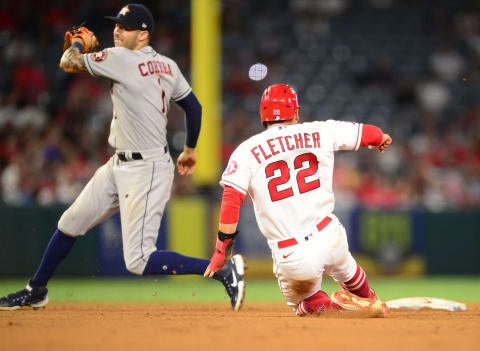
xmin=175 ymin=92 xmax=202 ymax=148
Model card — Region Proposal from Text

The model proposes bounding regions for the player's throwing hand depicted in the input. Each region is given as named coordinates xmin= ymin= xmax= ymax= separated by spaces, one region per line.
xmin=368 ymin=133 xmax=392 ymax=154
xmin=177 ymin=146 xmax=197 ymax=175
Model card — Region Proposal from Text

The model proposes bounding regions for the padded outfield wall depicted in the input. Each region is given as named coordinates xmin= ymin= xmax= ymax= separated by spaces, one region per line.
xmin=0 ymin=199 xmax=478 ymax=276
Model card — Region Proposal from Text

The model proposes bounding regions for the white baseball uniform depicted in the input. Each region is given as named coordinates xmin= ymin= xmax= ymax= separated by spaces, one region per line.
xmin=58 ymin=46 xmax=191 ymax=274
xmin=221 ymin=120 xmax=363 ymax=309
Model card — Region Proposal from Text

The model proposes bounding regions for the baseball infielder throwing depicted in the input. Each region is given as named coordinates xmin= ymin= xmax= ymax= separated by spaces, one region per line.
xmin=205 ymin=84 xmax=391 ymax=316
xmin=0 ymin=4 xmax=245 ymax=311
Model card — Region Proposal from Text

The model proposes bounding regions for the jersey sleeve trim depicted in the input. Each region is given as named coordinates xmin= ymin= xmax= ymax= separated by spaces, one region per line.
xmin=173 ymin=87 xmax=192 ymax=102
xmin=219 ymin=179 xmax=247 ymax=195
xmin=353 ymin=123 xmax=363 ymax=151
xmin=83 ymin=54 xmax=97 ymax=77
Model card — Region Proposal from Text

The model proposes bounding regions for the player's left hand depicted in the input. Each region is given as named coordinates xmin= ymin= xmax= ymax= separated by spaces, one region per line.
xmin=176 ymin=146 xmax=196 ymax=175
xmin=63 ymin=25 xmax=99 ymax=54
xmin=368 ymin=133 xmax=392 ymax=154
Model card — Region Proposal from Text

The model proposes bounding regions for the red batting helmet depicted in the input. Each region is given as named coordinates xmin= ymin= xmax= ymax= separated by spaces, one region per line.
xmin=260 ymin=84 xmax=299 ymax=125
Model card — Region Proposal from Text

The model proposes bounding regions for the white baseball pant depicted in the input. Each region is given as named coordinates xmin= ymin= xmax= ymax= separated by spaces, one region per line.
xmin=58 ymin=148 xmax=174 ymax=275
xmin=269 ymin=214 xmax=358 ymax=310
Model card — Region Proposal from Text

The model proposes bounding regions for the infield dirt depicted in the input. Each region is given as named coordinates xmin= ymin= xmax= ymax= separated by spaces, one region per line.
xmin=1 ymin=302 xmax=479 ymax=351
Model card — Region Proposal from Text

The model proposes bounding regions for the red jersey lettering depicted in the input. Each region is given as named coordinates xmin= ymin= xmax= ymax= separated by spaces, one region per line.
xmin=294 ymin=133 xmax=304 ymax=149
xmin=251 ymin=146 xmax=262 ymax=164
xmin=275 ymin=136 xmax=286 ymax=152
xmin=285 ymin=135 xmax=295 ymax=150
xmin=304 ymin=133 xmax=312 ymax=148
xmin=312 ymin=132 xmax=320 ymax=148
xmin=267 ymin=138 xmax=279 ymax=156
xmin=258 ymin=144 xmax=272 ymax=160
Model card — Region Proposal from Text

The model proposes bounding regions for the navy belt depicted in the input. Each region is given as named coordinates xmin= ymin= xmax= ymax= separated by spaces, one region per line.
xmin=117 ymin=152 xmax=143 ymax=161
xmin=117 ymin=145 xmax=168 ymax=162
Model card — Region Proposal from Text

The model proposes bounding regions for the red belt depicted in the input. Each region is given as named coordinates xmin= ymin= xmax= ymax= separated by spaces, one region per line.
xmin=277 ymin=216 xmax=332 ymax=249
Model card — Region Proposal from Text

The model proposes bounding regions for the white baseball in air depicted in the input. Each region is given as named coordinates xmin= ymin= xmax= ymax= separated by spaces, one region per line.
xmin=248 ymin=63 xmax=268 ymax=81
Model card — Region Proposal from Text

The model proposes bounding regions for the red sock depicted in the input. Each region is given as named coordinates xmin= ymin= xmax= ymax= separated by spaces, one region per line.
xmin=341 ymin=265 xmax=376 ymax=298
xmin=297 ymin=290 xmax=341 ymax=315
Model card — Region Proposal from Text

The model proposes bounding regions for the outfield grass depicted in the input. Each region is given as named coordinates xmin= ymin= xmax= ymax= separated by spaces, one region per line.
xmin=0 ymin=276 xmax=479 ymax=303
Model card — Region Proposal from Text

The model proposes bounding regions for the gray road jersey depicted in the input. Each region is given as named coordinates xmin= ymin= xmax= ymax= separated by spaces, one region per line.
xmin=84 ymin=46 xmax=191 ymax=151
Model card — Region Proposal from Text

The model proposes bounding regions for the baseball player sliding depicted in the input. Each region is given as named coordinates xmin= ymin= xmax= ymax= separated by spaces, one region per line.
xmin=205 ymin=84 xmax=392 ymax=316
xmin=0 ymin=4 xmax=245 ymax=312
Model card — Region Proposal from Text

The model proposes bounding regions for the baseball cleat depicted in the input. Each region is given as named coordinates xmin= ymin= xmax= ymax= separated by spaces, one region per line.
xmin=340 ymin=282 xmax=377 ymax=299
xmin=365 ymin=287 xmax=390 ymax=316
xmin=296 ymin=301 xmax=319 ymax=316
xmin=296 ymin=289 xmax=342 ymax=316
xmin=331 ymin=289 xmax=388 ymax=317
xmin=214 ymin=254 xmax=246 ymax=311
xmin=0 ymin=283 xmax=48 ymax=311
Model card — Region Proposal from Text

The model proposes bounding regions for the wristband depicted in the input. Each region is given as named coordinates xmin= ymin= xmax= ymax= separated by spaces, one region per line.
xmin=215 ymin=231 xmax=239 ymax=261
xmin=72 ymin=41 xmax=84 ymax=52
xmin=218 ymin=231 xmax=239 ymax=242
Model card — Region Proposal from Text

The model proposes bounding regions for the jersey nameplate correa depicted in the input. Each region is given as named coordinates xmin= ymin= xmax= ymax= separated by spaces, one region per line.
xmin=138 ymin=60 xmax=173 ymax=77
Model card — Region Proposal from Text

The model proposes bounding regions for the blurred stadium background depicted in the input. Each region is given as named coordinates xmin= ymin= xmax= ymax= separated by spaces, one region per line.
xmin=0 ymin=0 xmax=479 ymax=301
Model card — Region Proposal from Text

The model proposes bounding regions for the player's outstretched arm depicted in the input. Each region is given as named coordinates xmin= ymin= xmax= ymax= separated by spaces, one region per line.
xmin=204 ymin=186 xmax=245 ymax=278
xmin=60 ymin=25 xmax=99 ymax=74
xmin=204 ymin=227 xmax=239 ymax=278
xmin=59 ymin=44 xmax=88 ymax=74
xmin=368 ymin=133 xmax=392 ymax=154
xmin=360 ymin=124 xmax=392 ymax=154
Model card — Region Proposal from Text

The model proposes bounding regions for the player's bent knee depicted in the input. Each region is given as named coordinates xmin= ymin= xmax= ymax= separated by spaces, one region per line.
xmin=57 ymin=223 xmax=83 ymax=238
xmin=58 ymin=211 xmax=87 ymax=238
xmin=57 ymin=228 xmax=79 ymax=238
xmin=125 ymin=257 xmax=147 ymax=276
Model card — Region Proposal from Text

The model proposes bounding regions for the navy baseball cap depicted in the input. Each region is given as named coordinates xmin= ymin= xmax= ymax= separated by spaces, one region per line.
xmin=105 ymin=4 xmax=154 ymax=34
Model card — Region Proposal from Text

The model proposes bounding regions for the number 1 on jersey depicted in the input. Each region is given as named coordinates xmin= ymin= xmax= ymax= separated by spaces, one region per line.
xmin=157 ymin=77 xmax=167 ymax=114
xmin=265 ymin=152 xmax=320 ymax=202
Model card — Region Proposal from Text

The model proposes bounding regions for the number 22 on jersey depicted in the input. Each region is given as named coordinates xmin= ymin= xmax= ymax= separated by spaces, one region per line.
xmin=265 ymin=152 xmax=320 ymax=202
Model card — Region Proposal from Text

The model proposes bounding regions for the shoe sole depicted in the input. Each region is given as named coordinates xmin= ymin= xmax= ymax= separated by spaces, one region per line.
xmin=0 ymin=296 xmax=48 ymax=311
xmin=331 ymin=290 xmax=386 ymax=317
xmin=232 ymin=255 xmax=247 ymax=312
